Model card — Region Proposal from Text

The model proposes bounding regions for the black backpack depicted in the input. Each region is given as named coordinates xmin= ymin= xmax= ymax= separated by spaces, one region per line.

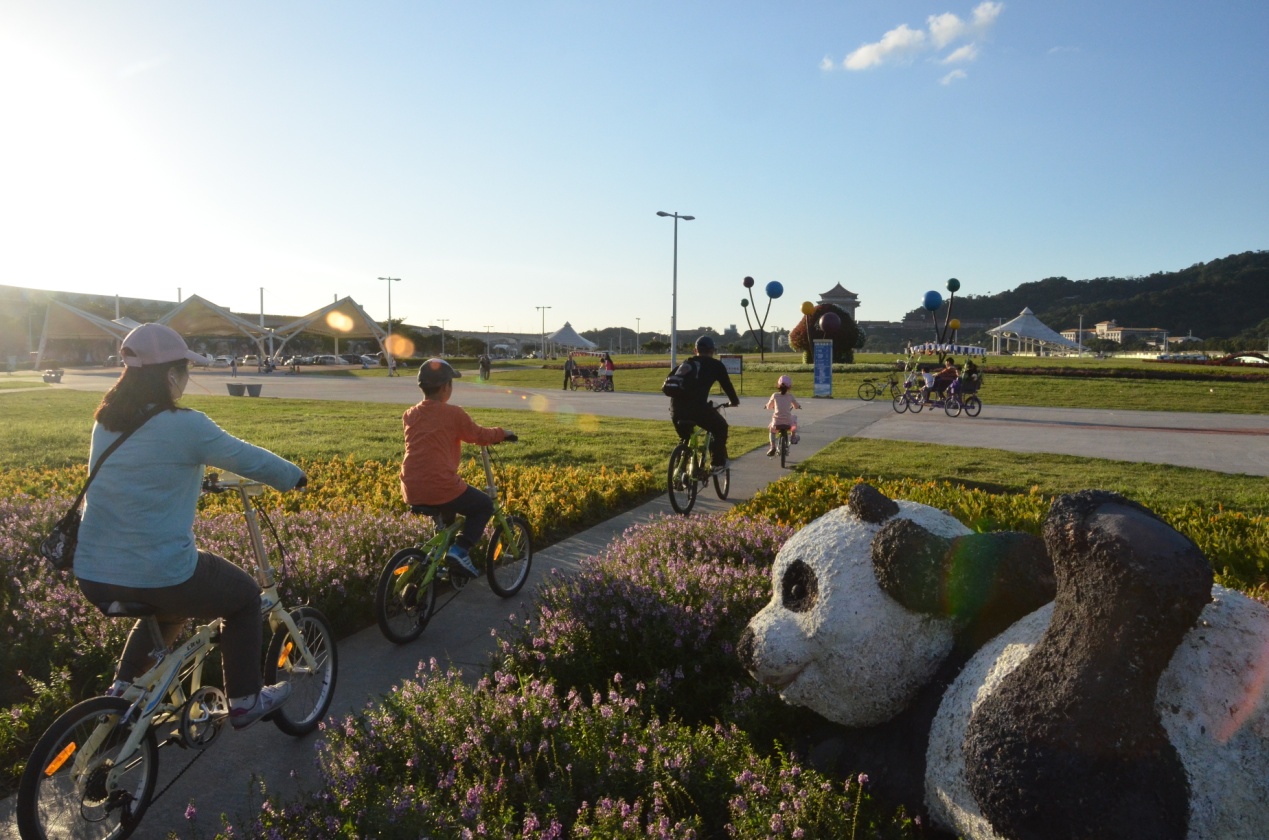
xmin=661 ymin=358 xmax=701 ymax=398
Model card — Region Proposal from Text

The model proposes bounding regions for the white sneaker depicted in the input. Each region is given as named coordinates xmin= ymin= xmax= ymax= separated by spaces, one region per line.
xmin=230 ymin=682 xmax=292 ymax=730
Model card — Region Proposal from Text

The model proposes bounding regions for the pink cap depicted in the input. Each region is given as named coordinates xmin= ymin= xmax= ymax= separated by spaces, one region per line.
xmin=120 ymin=324 xmax=209 ymax=368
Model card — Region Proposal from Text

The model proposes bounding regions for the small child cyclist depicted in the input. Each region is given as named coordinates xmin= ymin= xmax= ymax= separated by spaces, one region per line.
xmin=765 ymin=375 xmax=801 ymax=456
xmin=400 ymin=359 xmax=513 ymax=578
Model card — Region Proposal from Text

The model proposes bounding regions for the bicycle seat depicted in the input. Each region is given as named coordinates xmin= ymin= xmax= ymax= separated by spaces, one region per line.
xmin=410 ymin=504 xmax=446 ymax=517
xmin=95 ymin=600 xmax=158 ymax=618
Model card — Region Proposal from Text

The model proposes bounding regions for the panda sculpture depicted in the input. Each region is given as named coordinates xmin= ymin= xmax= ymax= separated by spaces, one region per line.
xmin=737 ymin=484 xmax=1269 ymax=840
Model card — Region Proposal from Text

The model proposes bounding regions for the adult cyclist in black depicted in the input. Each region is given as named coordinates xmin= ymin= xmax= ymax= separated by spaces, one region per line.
xmin=669 ymin=336 xmax=740 ymax=472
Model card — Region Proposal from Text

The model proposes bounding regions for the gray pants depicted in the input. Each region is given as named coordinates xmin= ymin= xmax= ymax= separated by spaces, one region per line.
xmin=78 ymin=551 xmax=263 ymax=698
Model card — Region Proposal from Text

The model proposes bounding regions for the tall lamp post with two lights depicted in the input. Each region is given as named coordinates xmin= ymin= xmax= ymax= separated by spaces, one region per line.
xmin=536 ymin=305 xmax=552 ymax=359
xmin=656 ymin=211 xmax=694 ymax=370
xmin=377 ymin=277 xmax=400 ymax=374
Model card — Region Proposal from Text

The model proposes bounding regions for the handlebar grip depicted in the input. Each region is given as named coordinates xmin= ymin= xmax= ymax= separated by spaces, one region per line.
xmin=503 ymin=432 xmax=518 ymax=443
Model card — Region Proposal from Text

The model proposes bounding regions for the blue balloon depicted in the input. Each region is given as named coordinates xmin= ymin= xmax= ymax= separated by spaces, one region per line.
xmin=765 ymin=281 xmax=784 ymax=299
xmin=923 ymin=290 xmax=943 ymax=312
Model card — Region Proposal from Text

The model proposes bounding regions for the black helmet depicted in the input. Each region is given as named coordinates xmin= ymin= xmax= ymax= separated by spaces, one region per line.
xmin=416 ymin=358 xmax=461 ymax=389
xmin=695 ymin=335 xmax=716 ymax=353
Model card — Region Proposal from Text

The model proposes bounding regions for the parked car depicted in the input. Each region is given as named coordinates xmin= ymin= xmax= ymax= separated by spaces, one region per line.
xmin=338 ymin=354 xmax=364 ymax=365
xmin=359 ymin=354 xmax=381 ymax=367
xmin=243 ymin=355 xmax=260 ymax=367
xmin=312 ymin=354 xmax=344 ymax=365
xmin=211 ymin=355 xmax=235 ymax=368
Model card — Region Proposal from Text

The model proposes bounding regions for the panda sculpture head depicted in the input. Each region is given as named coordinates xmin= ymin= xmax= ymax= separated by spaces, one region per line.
xmin=738 ymin=484 xmax=1053 ymax=728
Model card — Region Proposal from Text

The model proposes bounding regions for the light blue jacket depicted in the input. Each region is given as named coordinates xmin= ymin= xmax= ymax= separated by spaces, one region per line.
xmin=75 ymin=408 xmax=304 ymax=588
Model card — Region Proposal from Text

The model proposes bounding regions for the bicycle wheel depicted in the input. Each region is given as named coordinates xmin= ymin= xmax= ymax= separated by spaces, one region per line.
xmin=780 ymin=432 xmax=788 ymax=469
xmin=486 ymin=515 xmax=533 ymax=597
xmin=667 ymin=444 xmax=697 ymax=515
xmin=887 ymin=380 xmax=902 ymax=400
xmin=374 ymin=548 xmax=436 ymax=644
xmin=963 ymin=395 xmax=982 ymax=417
xmin=892 ymin=393 xmax=910 ymax=414
xmin=713 ymin=463 xmax=730 ymax=500
xmin=857 ymin=381 xmax=877 ymax=401
xmin=18 ymin=696 xmax=158 ymax=840
xmin=944 ymin=396 xmax=962 ymax=418
xmin=266 ymin=606 xmax=337 ymax=736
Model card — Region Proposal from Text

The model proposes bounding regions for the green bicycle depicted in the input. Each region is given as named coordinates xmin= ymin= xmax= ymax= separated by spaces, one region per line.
xmin=667 ymin=403 xmax=731 ymax=515
xmin=374 ymin=439 xmax=532 ymax=645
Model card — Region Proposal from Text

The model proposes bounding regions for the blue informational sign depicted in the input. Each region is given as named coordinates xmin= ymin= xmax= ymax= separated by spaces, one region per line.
xmin=813 ymin=340 xmax=833 ymax=398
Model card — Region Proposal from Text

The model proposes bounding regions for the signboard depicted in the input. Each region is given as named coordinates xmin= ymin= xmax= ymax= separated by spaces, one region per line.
xmin=719 ymin=353 xmax=743 ymax=394
xmin=812 ymin=340 xmax=833 ymax=398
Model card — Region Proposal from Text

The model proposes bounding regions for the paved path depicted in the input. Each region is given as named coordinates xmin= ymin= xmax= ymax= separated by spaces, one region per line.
xmin=3 ymin=370 xmax=1266 ymax=838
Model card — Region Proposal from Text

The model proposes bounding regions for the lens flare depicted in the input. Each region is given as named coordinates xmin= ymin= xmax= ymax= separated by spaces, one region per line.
xmin=325 ymin=311 xmax=355 ymax=332
xmin=385 ymin=334 xmax=414 ymax=357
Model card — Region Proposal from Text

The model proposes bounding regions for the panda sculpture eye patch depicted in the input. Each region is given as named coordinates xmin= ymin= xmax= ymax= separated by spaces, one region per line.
xmin=781 ymin=559 xmax=818 ymax=613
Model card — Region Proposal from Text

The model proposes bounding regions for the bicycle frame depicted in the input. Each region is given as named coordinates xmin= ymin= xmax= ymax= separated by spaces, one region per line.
xmin=85 ymin=476 xmax=319 ymax=787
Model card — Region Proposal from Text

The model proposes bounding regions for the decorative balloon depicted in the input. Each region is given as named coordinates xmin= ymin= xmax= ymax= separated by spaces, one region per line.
xmin=741 ymin=276 xmax=782 ymax=361
xmin=923 ymin=291 xmax=944 ymax=312
xmin=819 ymin=312 xmax=841 ymax=334
xmin=946 ymin=278 xmax=961 ymax=293
xmin=918 ymin=277 xmax=968 ymax=358
xmin=800 ymin=301 xmax=815 ymax=316
xmin=949 ymin=318 xmax=961 ymax=330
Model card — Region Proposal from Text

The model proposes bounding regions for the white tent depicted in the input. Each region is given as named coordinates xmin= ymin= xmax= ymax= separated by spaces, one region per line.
xmin=270 ymin=297 xmax=388 ymax=359
xmin=547 ymin=322 xmax=597 ymax=350
xmin=987 ymin=307 xmax=1080 ymax=356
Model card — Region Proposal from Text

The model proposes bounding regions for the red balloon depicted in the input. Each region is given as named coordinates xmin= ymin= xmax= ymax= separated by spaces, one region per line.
xmin=819 ymin=312 xmax=841 ymax=335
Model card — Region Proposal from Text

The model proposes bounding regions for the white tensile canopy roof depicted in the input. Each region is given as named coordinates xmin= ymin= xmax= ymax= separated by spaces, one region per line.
xmin=547 ymin=322 xmax=597 ymax=349
xmin=33 ymin=300 xmax=134 ymax=367
xmin=986 ymin=307 xmax=1080 ymax=355
xmin=35 ymin=294 xmax=390 ymax=366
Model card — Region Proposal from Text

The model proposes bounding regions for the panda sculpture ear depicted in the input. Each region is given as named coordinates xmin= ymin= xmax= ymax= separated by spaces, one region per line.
xmin=871 ymin=519 xmax=1054 ymax=646
xmin=847 ymin=483 xmax=899 ymax=523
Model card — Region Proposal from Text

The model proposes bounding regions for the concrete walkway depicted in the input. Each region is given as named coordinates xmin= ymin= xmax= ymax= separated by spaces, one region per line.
xmin=3 ymin=370 xmax=1266 ymax=838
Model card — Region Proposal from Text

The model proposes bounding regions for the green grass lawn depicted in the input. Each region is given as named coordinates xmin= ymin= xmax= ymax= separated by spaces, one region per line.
xmin=805 ymin=437 xmax=1269 ymax=516
xmin=0 ymin=391 xmax=771 ymax=471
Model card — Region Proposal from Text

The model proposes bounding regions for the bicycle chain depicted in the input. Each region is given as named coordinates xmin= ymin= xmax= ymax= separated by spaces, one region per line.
xmin=149 ymin=733 xmax=215 ymax=806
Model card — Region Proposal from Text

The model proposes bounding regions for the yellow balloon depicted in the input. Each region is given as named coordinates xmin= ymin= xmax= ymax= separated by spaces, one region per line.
xmin=800 ymin=301 xmax=815 ymax=316
xmin=949 ymin=319 xmax=961 ymax=330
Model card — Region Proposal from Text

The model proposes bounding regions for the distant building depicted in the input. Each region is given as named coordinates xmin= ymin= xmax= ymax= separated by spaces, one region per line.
xmin=1062 ymin=320 xmax=1168 ymax=347
xmin=817 ymin=283 xmax=859 ymax=320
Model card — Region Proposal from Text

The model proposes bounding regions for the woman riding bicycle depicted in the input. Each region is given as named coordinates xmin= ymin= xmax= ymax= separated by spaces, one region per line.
xmin=74 ymin=324 xmax=308 ymax=731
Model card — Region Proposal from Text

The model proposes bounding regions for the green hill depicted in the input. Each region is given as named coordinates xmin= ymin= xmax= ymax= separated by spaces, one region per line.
xmin=903 ymin=250 xmax=1269 ymax=348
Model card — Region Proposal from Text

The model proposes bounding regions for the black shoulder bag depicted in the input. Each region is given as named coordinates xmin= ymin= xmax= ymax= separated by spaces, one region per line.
xmin=40 ymin=407 xmax=163 ymax=571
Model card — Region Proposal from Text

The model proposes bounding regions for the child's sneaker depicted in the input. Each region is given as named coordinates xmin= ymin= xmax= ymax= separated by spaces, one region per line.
xmin=766 ymin=446 xmax=776 ymax=457
xmin=230 ymin=682 xmax=292 ymax=731
xmin=105 ymin=679 xmax=131 ymax=698
xmin=790 ymin=432 xmax=800 ymax=445
xmin=446 ymin=544 xmax=479 ymax=579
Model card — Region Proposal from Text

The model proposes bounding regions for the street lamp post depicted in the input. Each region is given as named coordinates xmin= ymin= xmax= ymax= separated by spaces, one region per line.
xmin=535 ymin=305 xmax=552 ymax=358
xmin=483 ymin=326 xmax=493 ymax=356
xmin=437 ymin=318 xmax=449 ymax=357
xmin=656 ymin=211 xmax=694 ymax=369
xmin=378 ymin=277 xmax=400 ymax=374
xmin=636 ymin=317 xmax=641 ymax=356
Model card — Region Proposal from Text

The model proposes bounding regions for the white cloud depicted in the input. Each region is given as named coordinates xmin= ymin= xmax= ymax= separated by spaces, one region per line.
xmin=928 ymin=13 xmax=968 ymax=49
xmin=942 ymin=44 xmax=979 ymax=64
xmin=940 ymin=69 xmax=968 ymax=85
xmin=820 ymin=55 xmax=835 ymax=72
xmin=973 ymin=2 xmax=1005 ymax=28
xmin=844 ymin=24 xmax=927 ymax=70
xmin=834 ymin=3 xmax=1003 ymax=79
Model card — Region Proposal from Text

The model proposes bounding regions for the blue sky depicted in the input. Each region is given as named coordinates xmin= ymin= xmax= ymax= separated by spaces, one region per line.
xmin=2 ymin=1 xmax=1266 ymax=339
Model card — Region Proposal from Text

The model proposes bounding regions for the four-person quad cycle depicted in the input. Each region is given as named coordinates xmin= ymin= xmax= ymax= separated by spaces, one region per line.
xmin=374 ymin=439 xmax=533 ymax=644
xmin=17 ymin=472 xmax=338 ymax=840
xmin=566 ymin=350 xmax=613 ymax=392
xmin=889 ymin=344 xmax=987 ymax=419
